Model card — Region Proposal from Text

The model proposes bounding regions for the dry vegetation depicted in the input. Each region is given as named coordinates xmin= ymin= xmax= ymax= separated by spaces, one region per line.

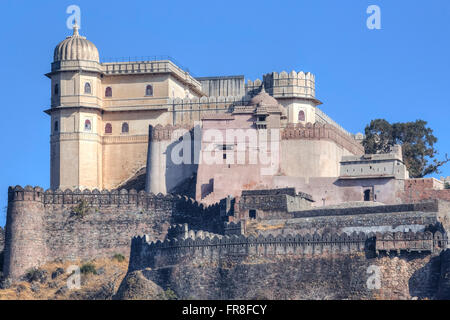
xmin=0 ymin=256 xmax=129 ymax=300
xmin=246 ymin=220 xmax=286 ymax=237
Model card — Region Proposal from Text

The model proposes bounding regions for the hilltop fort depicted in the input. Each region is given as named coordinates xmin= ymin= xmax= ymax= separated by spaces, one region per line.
xmin=2 ymin=24 xmax=450 ymax=299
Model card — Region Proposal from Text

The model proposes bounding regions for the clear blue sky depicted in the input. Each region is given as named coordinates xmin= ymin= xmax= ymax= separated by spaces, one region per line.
xmin=1 ymin=0 xmax=449 ymax=226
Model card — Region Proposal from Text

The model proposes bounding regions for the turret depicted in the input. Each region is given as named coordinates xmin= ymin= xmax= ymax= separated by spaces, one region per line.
xmin=45 ymin=23 xmax=103 ymax=190
xmin=3 ymin=186 xmax=45 ymax=280
xmin=246 ymin=71 xmax=322 ymax=125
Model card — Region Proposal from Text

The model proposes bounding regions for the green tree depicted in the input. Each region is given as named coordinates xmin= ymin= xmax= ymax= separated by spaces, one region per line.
xmin=362 ymin=119 xmax=448 ymax=178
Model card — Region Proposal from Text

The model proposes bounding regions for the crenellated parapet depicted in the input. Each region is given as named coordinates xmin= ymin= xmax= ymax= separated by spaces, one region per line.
xmin=375 ymin=231 xmax=446 ymax=253
xmin=149 ymin=124 xmax=194 ymax=142
xmin=7 ymin=185 xmax=45 ymax=202
xmin=130 ymin=231 xmax=369 ymax=271
xmin=7 ymin=185 xmax=222 ymax=213
xmin=168 ymin=95 xmax=247 ymax=107
xmin=224 ymin=221 xmax=245 ymax=236
xmin=167 ymin=223 xmax=222 ymax=240
xmin=246 ymin=71 xmax=316 ymax=100
xmin=281 ymin=122 xmax=364 ymax=155
xmin=169 ymin=96 xmax=245 ymax=126
xmin=130 ymin=230 xmax=447 ymax=270
xmin=4 ymin=185 xmax=229 ymax=280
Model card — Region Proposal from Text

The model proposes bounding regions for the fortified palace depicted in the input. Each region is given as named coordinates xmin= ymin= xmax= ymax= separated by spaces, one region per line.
xmin=3 ymin=25 xmax=450 ymax=299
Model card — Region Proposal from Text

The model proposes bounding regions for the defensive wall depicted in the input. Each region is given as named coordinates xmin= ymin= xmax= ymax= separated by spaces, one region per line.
xmin=3 ymin=185 xmax=227 ymax=281
xmin=130 ymin=229 xmax=446 ymax=271
xmin=127 ymin=226 xmax=450 ymax=300
xmin=244 ymin=200 xmax=450 ymax=237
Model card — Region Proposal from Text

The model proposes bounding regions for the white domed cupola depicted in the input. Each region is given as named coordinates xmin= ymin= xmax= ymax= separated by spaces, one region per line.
xmin=53 ymin=23 xmax=99 ymax=63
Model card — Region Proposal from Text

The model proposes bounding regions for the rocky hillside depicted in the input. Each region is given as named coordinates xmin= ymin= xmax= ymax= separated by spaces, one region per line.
xmin=119 ymin=250 xmax=450 ymax=300
xmin=0 ymin=256 xmax=129 ymax=300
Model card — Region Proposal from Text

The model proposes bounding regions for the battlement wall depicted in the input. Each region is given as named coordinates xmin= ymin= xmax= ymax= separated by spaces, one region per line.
xmin=314 ymin=107 xmax=355 ymax=137
xmin=292 ymin=201 xmax=439 ymax=219
xmin=243 ymin=200 xmax=450 ymax=240
xmin=7 ymin=185 xmax=220 ymax=210
xmin=167 ymin=223 xmax=222 ymax=240
xmin=281 ymin=122 xmax=364 ymax=155
xmin=125 ymin=235 xmax=449 ymax=300
xmin=4 ymin=185 xmax=226 ymax=280
xmin=223 ymin=221 xmax=245 ymax=236
xmin=169 ymin=96 xmax=242 ymax=125
xmin=129 ymin=231 xmax=368 ymax=271
xmin=245 ymin=71 xmax=316 ymax=99
xmin=129 ymin=230 xmax=446 ymax=272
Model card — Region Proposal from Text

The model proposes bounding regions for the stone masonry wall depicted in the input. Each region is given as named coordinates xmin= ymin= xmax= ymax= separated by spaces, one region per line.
xmin=128 ymin=231 xmax=449 ymax=300
xmin=3 ymin=186 xmax=225 ymax=280
xmin=281 ymin=122 xmax=364 ymax=156
xmin=401 ymin=179 xmax=450 ymax=203
xmin=137 ymin=253 xmax=444 ymax=300
xmin=244 ymin=201 xmax=448 ymax=238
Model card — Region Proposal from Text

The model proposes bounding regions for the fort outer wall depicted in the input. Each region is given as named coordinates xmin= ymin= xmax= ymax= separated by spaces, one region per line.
xmin=3 ymin=186 xmax=225 ymax=281
xmin=127 ymin=230 xmax=449 ymax=300
xmin=272 ymin=176 xmax=450 ymax=209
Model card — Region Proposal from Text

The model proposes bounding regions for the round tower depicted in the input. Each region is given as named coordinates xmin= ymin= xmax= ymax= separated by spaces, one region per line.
xmin=3 ymin=186 xmax=45 ymax=280
xmin=262 ymin=71 xmax=322 ymax=125
xmin=45 ymin=23 xmax=103 ymax=190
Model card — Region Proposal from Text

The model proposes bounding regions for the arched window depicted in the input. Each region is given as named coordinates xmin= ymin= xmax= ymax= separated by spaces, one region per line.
xmin=105 ymin=87 xmax=112 ymax=97
xmin=54 ymin=84 xmax=59 ymax=95
xmin=121 ymin=122 xmax=129 ymax=133
xmin=105 ymin=123 xmax=112 ymax=134
xmin=84 ymin=82 xmax=92 ymax=94
xmin=145 ymin=85 xmax=153 ymax=96
xmin=298 ymin=110 xmax=305 ymax=122
xmin=54 ymin=121 xmax=59 ymax=132
xmin=84 ymin=119 xmax=92 ymax=131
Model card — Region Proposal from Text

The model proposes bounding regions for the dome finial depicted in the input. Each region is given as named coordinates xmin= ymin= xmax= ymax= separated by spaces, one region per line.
xmin=72 ymin=19 xmax=80 ymax=36
xmin=260 ymin=83 xmax=266 ymax=93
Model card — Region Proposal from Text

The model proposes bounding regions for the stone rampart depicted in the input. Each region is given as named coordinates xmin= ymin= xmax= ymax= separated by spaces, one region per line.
xmin=282 ymin=122 xmax=364 ymax=155
xmin=129 ymin=230 xmax=446 ymax=273
xmin=292 ymin=201 xmax=439 ymax=219
xmin=3 ymin=185 xmax=226 ymax=280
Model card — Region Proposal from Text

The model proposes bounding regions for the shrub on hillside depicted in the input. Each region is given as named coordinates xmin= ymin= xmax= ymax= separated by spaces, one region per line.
xmin=112 ymin=253 xmax=125 ymax=262
xmin=24 ymin=268 xmax=48 ymax=283
xmin=80 ymin=262 xmax=97 ymax=275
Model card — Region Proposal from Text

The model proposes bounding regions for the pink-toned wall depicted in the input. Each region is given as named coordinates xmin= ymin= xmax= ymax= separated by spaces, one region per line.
xmin=400 ymin=178 xmax=450 ymax=203
xmin=197 ymin=114 xmax=280 ymax=203
xmin=196 ymin=118 xmax=366 ymax=205
xmin=272 ymin=176 xmax=403 ymax=206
